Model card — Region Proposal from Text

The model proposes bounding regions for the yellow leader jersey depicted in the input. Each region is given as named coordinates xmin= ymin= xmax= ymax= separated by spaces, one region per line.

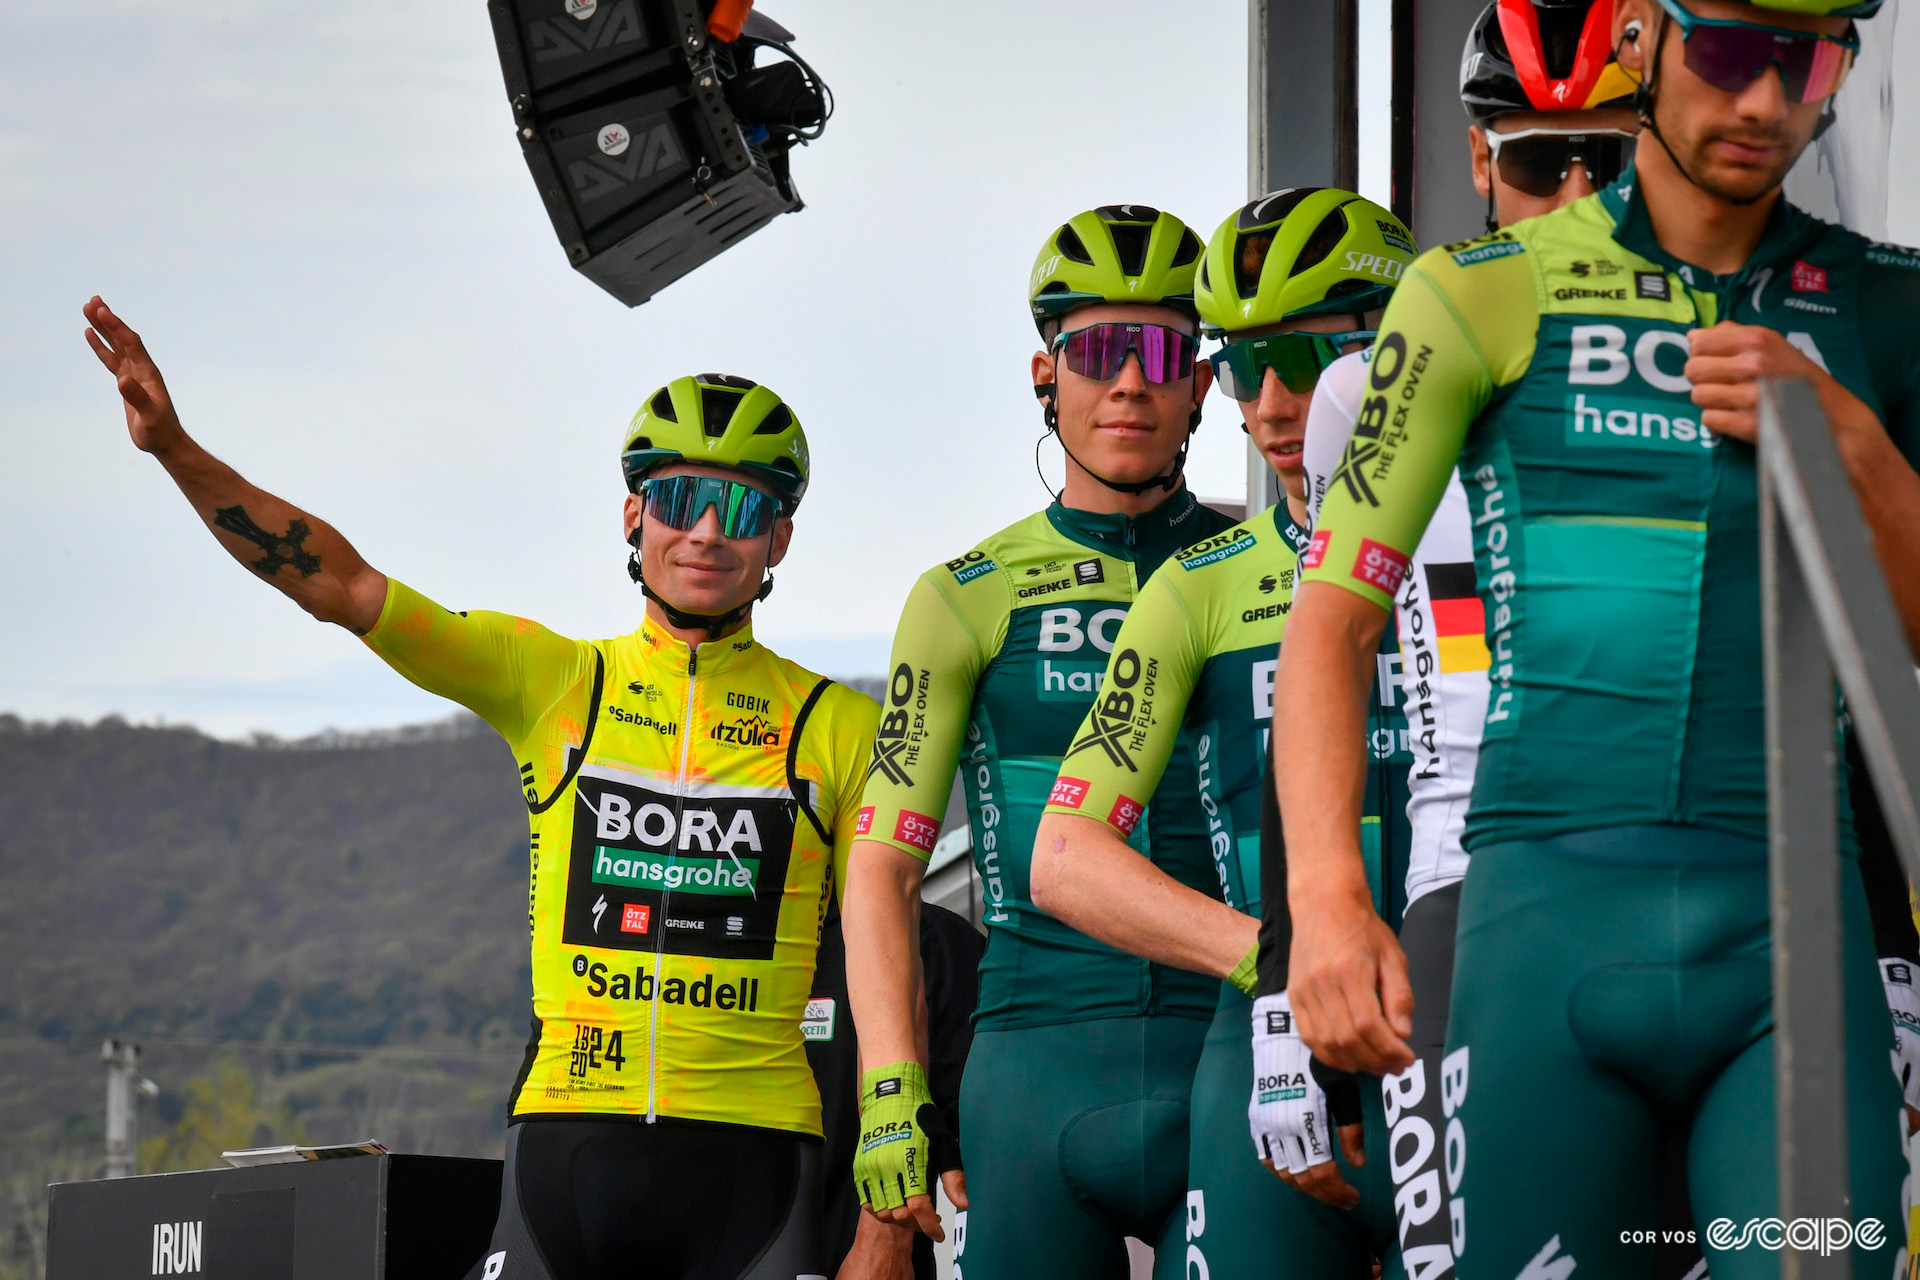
xmin=364 ymin=579 xmax=878 ymax=1136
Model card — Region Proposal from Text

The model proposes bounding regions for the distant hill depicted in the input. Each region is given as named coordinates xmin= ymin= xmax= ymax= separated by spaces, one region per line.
xmin=0 ymin=711 xmax=537 ymax=1276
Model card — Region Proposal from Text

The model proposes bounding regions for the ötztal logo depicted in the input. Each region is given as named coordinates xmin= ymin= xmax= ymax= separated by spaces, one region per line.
xmin=1705 ymin=1218 xmax=1887 ymax=1254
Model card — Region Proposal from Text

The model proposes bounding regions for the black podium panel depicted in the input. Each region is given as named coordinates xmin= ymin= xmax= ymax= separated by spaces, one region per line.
xmin=46 ymin=1154 xmax=501 ymax=1280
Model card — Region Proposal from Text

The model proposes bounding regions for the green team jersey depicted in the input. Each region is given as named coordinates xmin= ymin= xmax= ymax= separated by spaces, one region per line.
xmin=1042 ymin=505 xmax=1411 ymax=920
xmin=857 ymin=492 xmax=1234 ymax=1029
xmin=1302 ymin=172 xmax=1920 ymax=854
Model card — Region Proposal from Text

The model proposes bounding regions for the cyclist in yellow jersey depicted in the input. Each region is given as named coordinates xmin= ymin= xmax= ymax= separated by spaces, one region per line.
xmin=85 ymin=299 xmax=882 ymax=1280
xmin=841 ymin=206 xmax=1236 ymax=1278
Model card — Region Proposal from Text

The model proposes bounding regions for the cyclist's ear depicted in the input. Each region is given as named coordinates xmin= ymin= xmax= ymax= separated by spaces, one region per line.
xmin=1192 ymin=355 xmax=1214 ymax=410
xmin=1468 ymin=125 xmax=1492 ymax=201
xmin=766 ymin=515 xmax=795 ymax=569
xmin=622 ymin=491 xmax=644 ymax=544
xmin=1031 ymin=349 xmax=1057 ymax=402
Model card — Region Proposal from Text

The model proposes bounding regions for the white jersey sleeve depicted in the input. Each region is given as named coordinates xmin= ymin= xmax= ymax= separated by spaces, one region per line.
xmin=1301 ymin=353 xmax=1485 ymax=904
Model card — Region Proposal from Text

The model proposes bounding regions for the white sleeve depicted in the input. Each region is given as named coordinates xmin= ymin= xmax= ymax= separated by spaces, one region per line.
xmin=1301 ymin=349 xmax=1370 ymax=529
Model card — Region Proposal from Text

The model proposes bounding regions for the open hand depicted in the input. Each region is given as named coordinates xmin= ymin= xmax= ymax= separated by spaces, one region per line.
xmin=84 ymin=297 xmax=182 ymax=453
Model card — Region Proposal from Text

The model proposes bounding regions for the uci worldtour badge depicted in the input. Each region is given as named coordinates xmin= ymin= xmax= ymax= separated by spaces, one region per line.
xmin=563 ymin=765 xmax=797 ymax=961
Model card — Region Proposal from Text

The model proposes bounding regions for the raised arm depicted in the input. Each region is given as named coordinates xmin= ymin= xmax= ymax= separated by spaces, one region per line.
xmin=84 ymin=297 xmax=386 ymax=633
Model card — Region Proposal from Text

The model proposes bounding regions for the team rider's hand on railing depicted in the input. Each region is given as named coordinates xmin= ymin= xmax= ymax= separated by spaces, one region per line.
xmin=1249 ymin=992 xmax=1366 ymax=1209
xmin=854 ymin=1062 xmax=965 ymax=1241
xmin=1685 ymin=321 xmax=1876 ymax=446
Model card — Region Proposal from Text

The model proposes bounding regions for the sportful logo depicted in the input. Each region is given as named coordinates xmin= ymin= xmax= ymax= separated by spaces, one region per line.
xmin=569 ymin=124 xmax=685 ymax=203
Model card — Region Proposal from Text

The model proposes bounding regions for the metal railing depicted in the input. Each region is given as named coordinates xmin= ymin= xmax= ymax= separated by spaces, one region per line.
xmin=1761 ymin=377 xmax=1920 ymax=1279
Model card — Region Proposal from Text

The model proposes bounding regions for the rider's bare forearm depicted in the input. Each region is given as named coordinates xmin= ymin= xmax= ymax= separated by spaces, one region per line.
xmin=844 ymin=841 xmax=929 ymax=1072
xmin=1830 ymin=402 xmax=1920 ymax=655
xmin=1273 ymin=584 xmax=1385 ymax=914
xmin=1032 ymin=813 xmax=1255 ymax=977
xmin=152 ymin=431 xmax=386 ymax=634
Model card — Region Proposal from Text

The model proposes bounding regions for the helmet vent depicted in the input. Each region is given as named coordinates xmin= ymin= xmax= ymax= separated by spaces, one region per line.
xmin=698 ymin=373 xmax=757 ymax=390
xmin=1233 ymin=231 xmax=1274 ymax=298
xmin=699 ymin=386 xmax=743 ymax=438
xmin=1037 ymin=281 xmax=1073 ymax=298
xmin=1292 ymin=208 xmax=1352 ymax=275
xmin=1110 ymin=223 xmax=1151 ymax=277
xmin=754 ymin=403 xmax=795 ymax=436
xmin=1240 ymin=188 xmax=1319 ymax=230
xmin=1055 ymin=225 xmax=1093 ymax=265
xmin=649 ymin=387 xmax=676 ymax=421
xmin=626 ymin=436 xmax=653 ymax=452
xmin=1171 ymin=227 xmax=1202 ymax=269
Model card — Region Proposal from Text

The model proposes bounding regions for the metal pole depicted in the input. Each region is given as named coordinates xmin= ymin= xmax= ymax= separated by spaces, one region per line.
xmin=103 ymin=1038 xmax=140 ymax=1179
xmin=1244 ymin=0 xmax=1357 ymax=516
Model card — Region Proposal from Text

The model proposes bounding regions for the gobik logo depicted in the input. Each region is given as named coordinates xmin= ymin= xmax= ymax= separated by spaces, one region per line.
xmin=563 ymin=766 xmax=795 ymax=961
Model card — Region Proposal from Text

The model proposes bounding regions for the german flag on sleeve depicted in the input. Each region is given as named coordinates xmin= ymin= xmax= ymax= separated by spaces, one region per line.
xmin=1425 ymin=563 xmax=1491 ymax=674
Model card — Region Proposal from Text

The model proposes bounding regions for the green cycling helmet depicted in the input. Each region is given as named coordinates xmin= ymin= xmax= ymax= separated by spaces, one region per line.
xmin=620 ymin=374 xmax=810 ymax=510
xmin=1196 ymin=189 xmax=1418 ymax=335
xmin=1028 ymin=205 xmax=1205 ymax=334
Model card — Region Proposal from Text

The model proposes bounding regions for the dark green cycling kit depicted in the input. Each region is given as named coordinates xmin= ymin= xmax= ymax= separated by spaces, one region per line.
xmin=1301 ymin=174 xmax=1920 ymax=1277
xmin=1044 ymin=502 xmax=1411 ymax=1276
xmin=858 ymin=490 xmax=1232 ymax=1279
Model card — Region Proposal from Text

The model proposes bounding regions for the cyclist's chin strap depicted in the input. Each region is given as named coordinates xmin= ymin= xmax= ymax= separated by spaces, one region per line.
xmin=626 ymin=531 xmax=775 ymax=640
xmin=1032 ymin=383 xmax=1199 ymax=496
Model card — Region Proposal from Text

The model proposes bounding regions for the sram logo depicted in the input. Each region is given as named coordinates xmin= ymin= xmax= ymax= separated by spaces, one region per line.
xmin=569 ymin=124 xmax=685 ymax=204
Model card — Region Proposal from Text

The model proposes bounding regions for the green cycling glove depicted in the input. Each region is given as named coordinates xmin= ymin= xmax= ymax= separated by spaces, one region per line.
xmin=854 ymin=1061 xmax=961 ymax=1212
xmin=1228 ymin=943 xmax=1260 ymax=998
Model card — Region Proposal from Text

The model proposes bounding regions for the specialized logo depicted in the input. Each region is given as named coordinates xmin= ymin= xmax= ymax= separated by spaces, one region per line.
xmin=1065 ymin=648 xmax=1147 ymax=770
xmin=946 ymin=551 xmax=997 ymax=584
xmin=564 ymin=768 xmax=796 ymax=960
xmin=1176 ymin=527 xmax=1256 ymax=570
xmin=868 ymin=663 xmax=931 ymax=786
xmin=529 ymin=0 xmax=641 ymax=62
xmin=1343 ymin=250 xmax=1405 ymax=281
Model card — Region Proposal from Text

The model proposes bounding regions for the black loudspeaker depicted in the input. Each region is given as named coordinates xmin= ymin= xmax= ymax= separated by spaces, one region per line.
xmin=488 ymin=0 xmax=809 ymax=307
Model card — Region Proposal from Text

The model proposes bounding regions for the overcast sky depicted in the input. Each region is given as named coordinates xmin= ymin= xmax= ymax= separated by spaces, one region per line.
xmin=0 ymin=0 xmax=1346 ymax=737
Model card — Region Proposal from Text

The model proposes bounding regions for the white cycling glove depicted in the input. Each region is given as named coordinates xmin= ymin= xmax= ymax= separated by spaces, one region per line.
xmin=1249 ymin=991 xmax=1336 ymax=1175
xmin=1881 ymin=958 xmax=1920 ymax=1110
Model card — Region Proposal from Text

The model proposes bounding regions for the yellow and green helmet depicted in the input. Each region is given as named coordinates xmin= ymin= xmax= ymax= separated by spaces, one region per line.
xmin=1028 ymin=205 xmax=1206 ymax=334
xmin=1196 ymin=188 xmax=1418 ymax=335
xmin=620 ymin=374 xmax=810 ymax=510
